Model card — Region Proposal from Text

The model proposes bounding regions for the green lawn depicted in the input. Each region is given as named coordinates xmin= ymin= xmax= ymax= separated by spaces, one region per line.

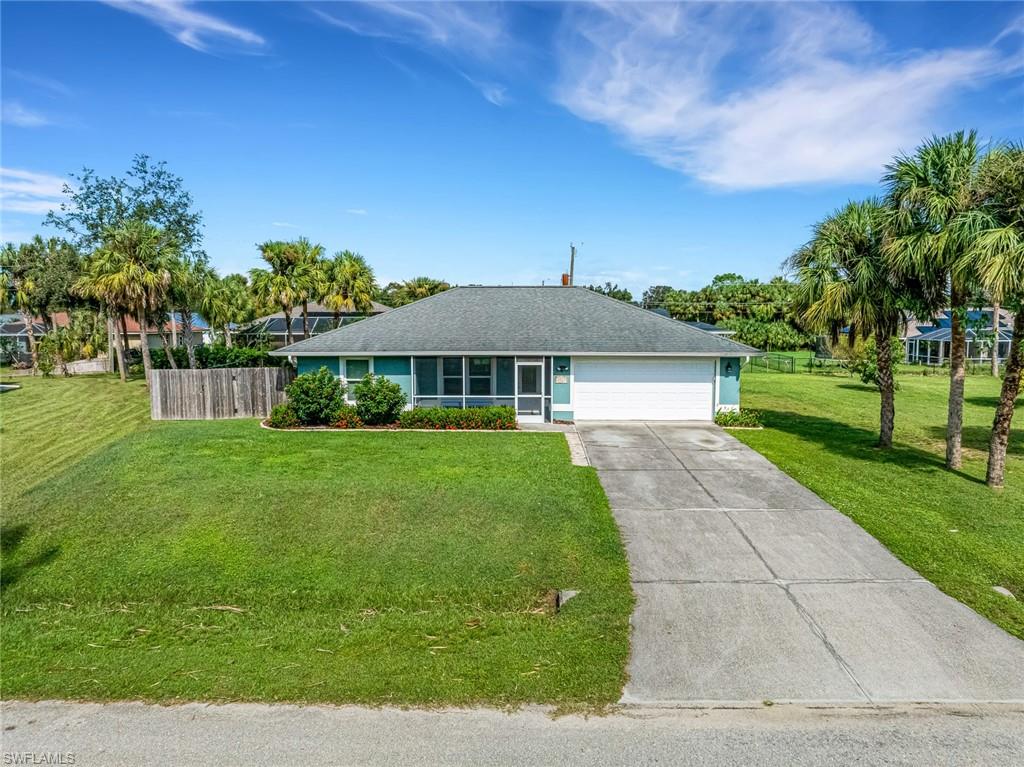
xmin=1 ymin=376 xmax=632 ymax=706
xmin=733 ymin=371 xmax=1024 ymax=639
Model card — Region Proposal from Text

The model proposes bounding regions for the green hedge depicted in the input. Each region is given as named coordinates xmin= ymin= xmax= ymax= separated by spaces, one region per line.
xmin=714 ymin=409 xmax=763 ymax=428
xmin=147 ymin=343 xmax=284 ymax=370
xmin=398 ymin=406 xmax=517 ymax=430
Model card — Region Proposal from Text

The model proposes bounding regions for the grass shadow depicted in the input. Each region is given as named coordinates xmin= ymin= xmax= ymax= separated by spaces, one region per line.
xmin=1 ymin=523 xmax=60 ymax=591
xmin=759 ymin=409 xmax=986 ymax=485
xmin=923 ymin=424 xmax=1022 ymax=456
xmin=965 ymin=395 xmax=1002 ymax=409
xmin=836 ymin=383 xmax=876 ymax=392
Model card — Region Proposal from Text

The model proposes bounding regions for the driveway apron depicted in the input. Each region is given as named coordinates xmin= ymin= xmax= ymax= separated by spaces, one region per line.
xmin=576 ymin=421 xmax=1024 ymax=705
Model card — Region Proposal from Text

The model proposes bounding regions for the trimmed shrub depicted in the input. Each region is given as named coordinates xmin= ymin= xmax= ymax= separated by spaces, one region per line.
xmin=398 ymin=406 xmax=517 ymax=430
xmin=845 ymin=336 xmax=903 ymax=390
xmin=286 ymin=366 xmax=345 ymax=426
xmin=353 ymin=373 xmax=407 ymax=425
xmin=333 ymin=404 xmax=364 ymax=429
xmin=149 ymin=343 xmax=284 ymax=370
xmin=267 ymin=401 xmax=300 ymax=428
xmin=714 ymin=409 xmax=763 ymax=428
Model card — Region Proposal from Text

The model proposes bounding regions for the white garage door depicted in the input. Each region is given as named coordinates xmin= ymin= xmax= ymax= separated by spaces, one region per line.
xmin=573 ymin=357 xmax=715 ymax=421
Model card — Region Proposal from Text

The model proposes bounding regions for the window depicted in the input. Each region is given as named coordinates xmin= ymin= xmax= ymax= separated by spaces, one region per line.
xmin=469 ymin=357 xmax=491 ymax=395
xmin=442 ymin=357 xmax=462 ymax=395
xmin=344 ymin=359 xmax=369 ymax=399
xmin=414 ymin=357 xmax=438 ymax=396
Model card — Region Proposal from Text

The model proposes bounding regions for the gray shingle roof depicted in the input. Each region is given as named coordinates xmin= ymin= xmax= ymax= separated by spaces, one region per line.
xmin=270 ymin=286 xmax=761 ymax=356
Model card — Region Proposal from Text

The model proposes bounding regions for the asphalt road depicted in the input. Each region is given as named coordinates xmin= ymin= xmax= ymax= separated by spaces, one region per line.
xmin=3 ymin=701 xmax=1023 ymax=766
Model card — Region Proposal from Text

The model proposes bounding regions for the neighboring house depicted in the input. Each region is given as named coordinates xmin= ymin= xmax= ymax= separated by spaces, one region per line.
xmin=121 ymin=313 xmax=212 ymax=350
xmin=647 ymin=310 xmax=736 ymax=337
xmin=903 ymin=308 xmax=1014 ymax=366
xmin=271 ymin=286 xmax=760 ymax=423
xmin=239 ymin=300 xmax=390 ymax=349
xmin=0 ymin=314 xmax=46 ymax=362
xmin=681 ymin=320 xmax=736 ymax=337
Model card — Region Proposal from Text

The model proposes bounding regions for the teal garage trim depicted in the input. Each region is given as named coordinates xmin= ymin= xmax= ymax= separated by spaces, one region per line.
xmin=552 ymin=356 xmax=571 ymax=405
xmin=718 ymin=357 xmax=740 ymax=409
xmin=297 ymin=356 xmax=340 ymax=376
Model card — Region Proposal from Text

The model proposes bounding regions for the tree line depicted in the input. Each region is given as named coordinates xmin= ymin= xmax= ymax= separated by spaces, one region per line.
xmin=1 ymin=155 xmax=451 ymax=379
xmin=788 ymin=131 xmax=1021 ymax=489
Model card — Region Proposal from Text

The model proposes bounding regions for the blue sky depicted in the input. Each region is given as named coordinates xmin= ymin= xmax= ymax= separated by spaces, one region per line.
xmin=2 ymin=1 xmax=1022 ymax=296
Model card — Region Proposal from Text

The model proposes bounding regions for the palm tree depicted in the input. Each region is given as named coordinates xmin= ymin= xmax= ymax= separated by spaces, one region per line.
xmin=0 ymin=244 xmax=42 ymax=372
xmin=204 ymin=273 xmax=252 ymax=348
xmin=884 ymin=131 xmax=985 ymax=469
xmin=169 ymin=259 xmax=215 ymax=369
xmin=790 ymin=199 xmax=905 ymax=447
xmin=288 ymin=238 xmax=324 ymax=339
xmin=960 ymin=143 xmax=1024 ymax=487
xmin=75 ymin=220 xmax=177 ymax=381
xmin=320 ymin=250 xmax=377 ymax=327
xmin=393 ymin=276 xmax=450 ymax=306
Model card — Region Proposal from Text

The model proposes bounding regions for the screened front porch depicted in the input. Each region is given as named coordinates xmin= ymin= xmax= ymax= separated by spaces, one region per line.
xmin=412 ymin=356 xmax=553 ymax=423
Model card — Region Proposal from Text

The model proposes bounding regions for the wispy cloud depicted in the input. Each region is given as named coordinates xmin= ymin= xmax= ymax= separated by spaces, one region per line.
xmin=103 ymin=0 xmax=265 ymax=53
xmin=555 ymin=3 xmax=1023 ymax=189
xmin=1 ymin=101 xmax=52 ymax=128
xmin=314 ymin=2 xmax=513 ymax=105
xmin=6 ymin=70 xmax=73 ymax=97
xmin=272 ymin=221 xmax=299 ymax=229
xmin=345 ymin=208 xmax=368 ymax=216
xmin=0 ymin=168 xmax=70 ymax=215
xmin=314 ymin=2 xmax=507 ymax=59
xmin=459 ymin=72 xmax=507 ymax=106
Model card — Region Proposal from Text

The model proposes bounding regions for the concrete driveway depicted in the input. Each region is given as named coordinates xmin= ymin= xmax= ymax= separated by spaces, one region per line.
xmin=576 ymin=421 xmax=1024 ymax=705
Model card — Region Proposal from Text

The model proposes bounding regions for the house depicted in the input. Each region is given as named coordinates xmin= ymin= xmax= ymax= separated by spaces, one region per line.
xmin=238 ymin=300 xmax=390 ymax=349
xmin=680 ymin=320 xmax=736 ymax=336
xmin=903 ymin=308 xmax=1014 ymax=366
xmin=120 ymin=313 xmax=212 ymax=350
xmin=647 ymin=308 xmax=737 ymax=336
xmin=271 ymin=286 xmax=760 ymax=423
xmin=0 ymin=314 xmax=47 ymax=363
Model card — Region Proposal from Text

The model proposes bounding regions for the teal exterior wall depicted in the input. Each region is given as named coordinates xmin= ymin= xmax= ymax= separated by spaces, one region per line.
xmin=373 ymin=356 xmax=413 ymax=402
xmin=718 ymin=357 xmax=740 ymax=408
xmin=552 ymin=410 xmax=574 ymax=421
xmin=297 ymin=356 xmax=340 ymax=376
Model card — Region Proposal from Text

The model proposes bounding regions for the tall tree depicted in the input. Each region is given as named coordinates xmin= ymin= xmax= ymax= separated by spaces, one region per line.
xmin=382 ymin=276 xmax=451 ymax=307
xmin=75 ymin=221 xmax=177 ymax=382
xmin=790 ymin=199 xmax=906 ymax=447
xmin=960 ymin=143 xmax=1024 ymax=488
xmin=0 ymin=245 xmax=43 ymax=371
xmin=250 ymin=241 xmax=312 ymax=347
xmin=204 ymin=273 xmax=253 ymax=348
xmin=285 ymin=238 xmax=324 ymax=339
xmin=885 ymin=131 xmax=985 ymax=470
xmin=46 ymin=154 xmax=204 ymax=261
xmin=320 ymin=250 xmax=377 ymax=327
xmin=169 ymin=259 xmax=215 ymax=369
xmin=587 ymin=283 xmax=634 ymax=303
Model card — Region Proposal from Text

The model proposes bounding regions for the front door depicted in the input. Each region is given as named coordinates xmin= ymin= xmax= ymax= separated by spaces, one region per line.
xmin=516 ymin=361 xmax=544 ymax=423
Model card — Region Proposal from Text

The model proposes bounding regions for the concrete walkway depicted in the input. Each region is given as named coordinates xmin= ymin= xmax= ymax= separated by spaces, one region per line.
xmin=576 ymin=421 xmax=1024 ymax=705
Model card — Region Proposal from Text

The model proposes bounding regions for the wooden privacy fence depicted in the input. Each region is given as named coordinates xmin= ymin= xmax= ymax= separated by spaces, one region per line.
xmin=150 ymin=367 xmax=294 ymax=420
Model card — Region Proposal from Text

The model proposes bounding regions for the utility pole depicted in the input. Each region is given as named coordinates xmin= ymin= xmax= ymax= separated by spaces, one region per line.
xmin=569 ymin=242 xmax=576 ymax=287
